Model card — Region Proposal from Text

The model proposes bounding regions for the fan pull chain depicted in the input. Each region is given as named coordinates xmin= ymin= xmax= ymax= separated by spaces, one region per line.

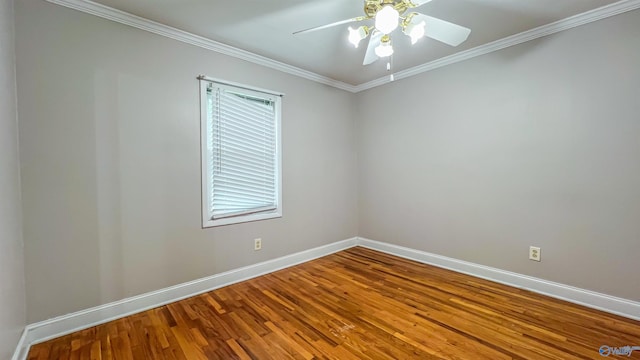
xmin=387 ymin=54 xmax=395 ymax=81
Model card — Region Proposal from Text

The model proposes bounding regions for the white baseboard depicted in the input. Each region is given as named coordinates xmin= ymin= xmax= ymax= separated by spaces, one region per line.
xmin=15 ymin=237 xmax=358 ymax=359
xmin=14 ymin=236 xmax=640 ymax=360
xmin=357 ymin=237 xmax=640 ymax=321
xmin=11 ymin=327 xmax=28 ymax=360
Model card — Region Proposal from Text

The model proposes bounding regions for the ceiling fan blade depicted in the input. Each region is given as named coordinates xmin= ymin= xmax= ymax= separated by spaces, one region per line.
xmin=415 ymin=14 xmax=471 ymax=46
xmin=363 ymin=31 xmax=383 ymax=65
xmin=293 ymin=16 xmax=365 ymax=35
xmin=406 ymin=0 xmax=433 ymax=8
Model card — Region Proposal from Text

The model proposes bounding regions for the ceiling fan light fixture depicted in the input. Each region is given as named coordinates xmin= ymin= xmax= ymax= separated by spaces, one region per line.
xmin=374 ymin=5 xmax=400 ymax=34
xmin=348 ymin=26 xmax=369 ymax=48
xmin=293 ymin=0 xmax=472 ymax=67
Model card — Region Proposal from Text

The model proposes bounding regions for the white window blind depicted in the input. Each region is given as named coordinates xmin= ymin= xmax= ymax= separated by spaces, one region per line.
xmin=200 ymin=78 xmax=282 ymax=227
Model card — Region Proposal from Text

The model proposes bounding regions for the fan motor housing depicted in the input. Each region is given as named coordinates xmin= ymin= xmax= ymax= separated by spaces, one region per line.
xmin=364 ymin=0 xmax=409 ymax=18
xmin=364 ymin=0 xmax=380 ymax=17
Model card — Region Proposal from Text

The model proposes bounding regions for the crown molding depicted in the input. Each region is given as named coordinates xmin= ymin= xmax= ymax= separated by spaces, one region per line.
xmin=354 ymin=0 xmax=640 ymax=92
xmin=44 ymin=0 xmax=359 ymax=93
xmin=45 ymin=0 xmax=640 ymax=93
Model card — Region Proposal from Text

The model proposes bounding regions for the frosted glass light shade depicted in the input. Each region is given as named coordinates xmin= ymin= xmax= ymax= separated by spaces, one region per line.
xmin=348 ymin=26 xmax=368 ymax=48
xmin=375 ymin=5 xmax=399 ymax=34
xmin=375 ymin=41 xmax=394 ymax=58
xmin=405 ymin=20 xmax=426 ymax=44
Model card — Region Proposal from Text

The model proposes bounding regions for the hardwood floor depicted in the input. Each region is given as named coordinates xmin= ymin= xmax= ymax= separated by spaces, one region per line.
xmin=28 ymin=247 xmax=640 ymax=359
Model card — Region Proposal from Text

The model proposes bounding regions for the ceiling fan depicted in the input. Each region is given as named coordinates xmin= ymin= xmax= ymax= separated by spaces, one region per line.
xmin=294 ymin=0 xmax=471 ymax=66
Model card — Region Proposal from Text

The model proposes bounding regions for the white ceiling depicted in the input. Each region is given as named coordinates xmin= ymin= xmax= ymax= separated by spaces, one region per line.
xmin=88 ymin=0 xmax=620 ymax=85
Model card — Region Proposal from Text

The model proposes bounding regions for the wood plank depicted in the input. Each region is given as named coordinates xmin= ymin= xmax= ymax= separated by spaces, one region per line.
xmin=28 ymin=247 xmax=640 ymax=359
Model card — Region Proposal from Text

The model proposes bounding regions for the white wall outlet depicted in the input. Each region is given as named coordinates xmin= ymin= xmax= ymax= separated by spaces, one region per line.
xmin=254 ymin=238 xmax=262 ymax=251
xmin=529 ymin=246 xmax=541 ymax=262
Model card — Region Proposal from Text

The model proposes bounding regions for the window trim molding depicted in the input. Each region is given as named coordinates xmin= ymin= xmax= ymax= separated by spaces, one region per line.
xmin=199 ymin=76 xmax=283 ymax=228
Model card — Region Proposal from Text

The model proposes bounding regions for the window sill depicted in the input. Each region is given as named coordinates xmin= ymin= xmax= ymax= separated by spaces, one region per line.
xmin=202 ymin=210 xmax=282 ymax=228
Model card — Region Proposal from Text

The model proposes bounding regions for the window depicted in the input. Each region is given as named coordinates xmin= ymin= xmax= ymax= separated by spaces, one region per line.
xmin=199 ymin=76 xmax=282 ymax=227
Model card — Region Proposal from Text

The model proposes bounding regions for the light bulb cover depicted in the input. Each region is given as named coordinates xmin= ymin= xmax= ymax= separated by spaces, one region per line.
xmin=375 ymin=5 xmax=400 ymax=34
xmin=348 ymin=26 xmax=369 ymax=48
xmin=375 ymin=41 xmax=394 ymax=58
xmin=404 ymin=20 xmax=426 ymax=44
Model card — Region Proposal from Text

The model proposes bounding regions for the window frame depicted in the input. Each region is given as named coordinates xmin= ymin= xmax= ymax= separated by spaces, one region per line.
xmin=199 ymin=76 xmax=283 ymax=228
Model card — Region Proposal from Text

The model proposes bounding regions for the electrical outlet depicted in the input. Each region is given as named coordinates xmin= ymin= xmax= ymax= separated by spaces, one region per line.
xmin=529 ymin=246 xmax=541 ymax=262
xmin=254 ymin=238 xmax=262 ymax=251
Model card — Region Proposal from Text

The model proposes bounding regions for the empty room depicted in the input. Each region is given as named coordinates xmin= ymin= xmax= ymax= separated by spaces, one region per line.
xmin=1 ymin=0 xmax=640 ymax=359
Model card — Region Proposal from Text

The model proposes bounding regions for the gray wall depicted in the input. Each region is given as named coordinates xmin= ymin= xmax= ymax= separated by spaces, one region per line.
xmin=356 ymin=9 xmax=640 ymax=301
xmin=0 ymin=0 xmax=26 ymax=358
xmin=16 ymin=0 xmax=358 ymax=323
